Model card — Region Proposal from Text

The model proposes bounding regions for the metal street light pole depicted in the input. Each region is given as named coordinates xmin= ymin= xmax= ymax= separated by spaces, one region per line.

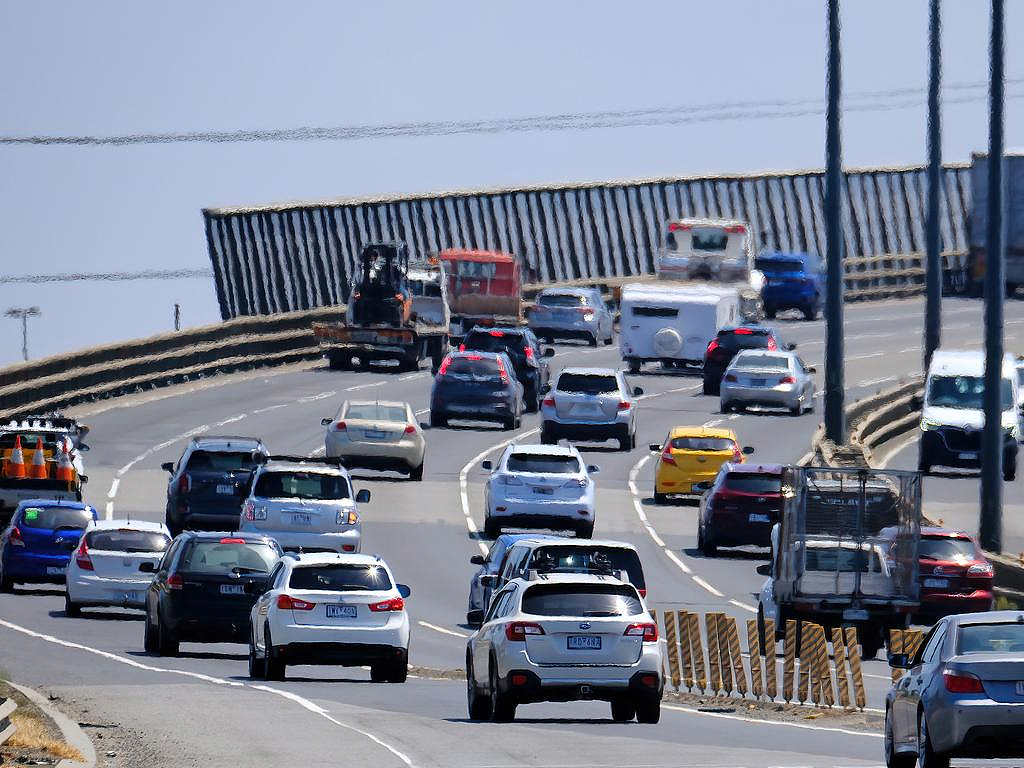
xmin=4 ymin=306 xmax=41 ymax=362
xmin=980 ymin=0 xmax=1006 ymax=553
xmin=924 ymin=0 xmax=943 ymax=370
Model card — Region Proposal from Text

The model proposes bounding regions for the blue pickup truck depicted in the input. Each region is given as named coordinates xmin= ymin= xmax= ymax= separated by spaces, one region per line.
xmin=755 ymin=251 xmax=824 ymax=321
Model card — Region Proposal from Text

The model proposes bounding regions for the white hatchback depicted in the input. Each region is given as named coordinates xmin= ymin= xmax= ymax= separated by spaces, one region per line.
xmin=248 ymin=552 xmax=410 ymax=682
xmin=482 ymin=444 xmax=599 ymax=539
xmin=64 ymin=519 xmax=171 ymax=615
xmin=465 ymin=573 xmax=663 ymax=723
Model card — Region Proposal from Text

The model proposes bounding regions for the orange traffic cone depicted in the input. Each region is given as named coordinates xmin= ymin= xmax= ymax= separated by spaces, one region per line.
xmin=55 ymin=438 xmax=75 ymax=483
xmin=5 ymin=435 xmax=25 ymax=479
xmin=27 ymin=438 xmax=48 ymax=479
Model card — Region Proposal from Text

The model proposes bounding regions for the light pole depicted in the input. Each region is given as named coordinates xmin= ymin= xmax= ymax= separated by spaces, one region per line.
xmin=5 ymin=306 xmax=41 ymax=362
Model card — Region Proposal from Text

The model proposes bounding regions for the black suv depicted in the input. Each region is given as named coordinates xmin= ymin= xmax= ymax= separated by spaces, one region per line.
xmin=460 ymin=327 xmax=553 ymax=411
xmin=702 ymin=326 xmax=793 ymax=395
xmin=163 ymin=436 xmax=269 ymax=536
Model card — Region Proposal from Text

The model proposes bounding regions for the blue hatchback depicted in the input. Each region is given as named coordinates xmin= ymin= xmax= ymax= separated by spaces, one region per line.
xmin=0 ymin=499 xmax=98 ymax=590
xmin=756 ymin=251 xmax=824 ymax=320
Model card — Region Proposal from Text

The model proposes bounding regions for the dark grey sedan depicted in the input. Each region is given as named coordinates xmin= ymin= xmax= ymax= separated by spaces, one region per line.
xmin=886 ymin=611 xmax=1024 ymax=767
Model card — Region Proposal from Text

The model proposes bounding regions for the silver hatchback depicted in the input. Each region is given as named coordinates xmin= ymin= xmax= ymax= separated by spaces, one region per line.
xmin=527 ymin=287 xmax=615 ymax=347
xmin=886 ymin=611 xmax=1024 ymax=767
xmin=719 ymin=350 xmax=816 ymax=416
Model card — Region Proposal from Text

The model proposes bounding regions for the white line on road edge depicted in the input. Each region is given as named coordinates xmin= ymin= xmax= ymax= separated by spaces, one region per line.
xmin=417 ymin=620 xmax=469 ymax=639
xmin=692 ymin=576 xmax=724 ymax=597
xmin=661 ymin=703 xmax=882 ymax=739
xmin=0 ymin=617 xmax=416 ymax=767
xmin=875 ymin=431 xmax=919 ymax=469
xmin=728 ymin=599 xmax=757 ymax=614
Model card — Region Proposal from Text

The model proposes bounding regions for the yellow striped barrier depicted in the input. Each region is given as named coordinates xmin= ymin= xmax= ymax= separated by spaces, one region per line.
xmin=844 ymin=626 xmax=867 ymax=710
xmin=831 ymin=626 xmax=851 ymax=709
xmin=783 ymin=619 xmax=797 ymax=703
xmin=764 ymin=618 xmax=777 ymax=700
xmin=706 ymin=613 xmax=723 ymax=694
xmin=746 ymin=619 xmax=763 ymax=699
xmin=663 ymin=610 xmax=681 ymax=690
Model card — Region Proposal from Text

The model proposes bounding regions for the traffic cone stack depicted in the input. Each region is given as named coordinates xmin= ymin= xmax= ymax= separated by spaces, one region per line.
xmin=4 ymin=435 xmax=26 ymax=479
xmin=55 ymin=438 xmax=75 ymax=483
xmin=27 ymin=437 xmax=48 ymax=479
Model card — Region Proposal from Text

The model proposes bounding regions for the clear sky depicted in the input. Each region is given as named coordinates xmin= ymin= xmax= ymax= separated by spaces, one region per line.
xmin=0 ymin=1 xmax=1020 ymax=365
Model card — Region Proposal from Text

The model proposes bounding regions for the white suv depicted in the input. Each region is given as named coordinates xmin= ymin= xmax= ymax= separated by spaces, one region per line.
xmin=540 ymin=368 xmax=642 ymax=451
xmin=239 ymin=456 xmax=368 ymax=553
xmin=465 ymin=573 xmax=663 ymax=723
xmin=248 ymin=552 xmax=411 ymax=682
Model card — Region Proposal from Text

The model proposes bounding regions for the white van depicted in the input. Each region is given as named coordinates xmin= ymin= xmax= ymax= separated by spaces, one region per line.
xmin=657 ymin=217 xmax=756 ymax=284
xmin=619 ymin=283 xmax=738 ymax=373
xmin=919 ymin=349 xmax=1021 ymax=480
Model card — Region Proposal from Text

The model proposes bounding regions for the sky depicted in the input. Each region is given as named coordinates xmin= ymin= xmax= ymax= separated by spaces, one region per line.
xmin=0 ymin=0 xmax=1020 ymax=365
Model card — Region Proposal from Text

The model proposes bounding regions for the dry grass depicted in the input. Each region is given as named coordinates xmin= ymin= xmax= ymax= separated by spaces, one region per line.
xmin=2 ymin=705 xmax=85 ymax=763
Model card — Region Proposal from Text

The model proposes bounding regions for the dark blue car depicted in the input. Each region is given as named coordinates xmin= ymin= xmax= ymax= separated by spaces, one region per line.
xmin=0 ymin=499 xmax=98 ymax=591
xmin=756 ymin=251 xmax=824 ymax=321
xmin=429 ymin=350 xmax=524 ymax=430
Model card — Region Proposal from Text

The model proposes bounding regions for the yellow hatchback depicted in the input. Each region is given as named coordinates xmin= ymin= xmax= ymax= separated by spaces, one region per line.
xmin=649 ymin=427 xmax=753 ymax=504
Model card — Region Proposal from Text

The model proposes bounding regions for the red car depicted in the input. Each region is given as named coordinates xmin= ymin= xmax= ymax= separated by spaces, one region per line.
xmin=696 ymin=463 xmax=783 ymax=556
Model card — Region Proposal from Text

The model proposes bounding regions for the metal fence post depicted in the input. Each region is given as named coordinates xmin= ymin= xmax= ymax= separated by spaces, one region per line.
xmin=924 ymin=0 xmax=943 ymax=369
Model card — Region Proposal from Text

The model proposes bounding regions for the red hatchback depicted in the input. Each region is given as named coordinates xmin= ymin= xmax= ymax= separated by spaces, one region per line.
xmin=697 ymin=463 xmax=783 ymax=556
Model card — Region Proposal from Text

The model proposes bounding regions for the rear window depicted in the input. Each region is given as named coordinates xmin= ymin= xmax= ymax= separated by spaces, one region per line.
xmin=522 ymin=583 xmax=643 ymax=617
xmin=254 ymin=471 xmax=351 ymax=500
xmin=185 ymin=450 xmax=260 ymax=472
xmin=20 ymin=506 xmax=92 ymax=530
xmin=919 ymin=537 xmax=978 ymax=561
xmin=557 ymin=373 xmax=619 ymax=395
xmin=958 ymin=623 xmax=1024 ymax=654
xmin=732 ymin=354 xmax=790 ymax=370
xmin=691 ymin=227 xmax=728 ymax=251
xmin=343 ymin=404 xmax=407 ymax=422
xmin=670 ymin=436 xmax=735 ymax=452
xmin=288 ymin=563 xmax=393 ymax=591
xmin=717 ymin=329 xmax=772 ymax=352
xmin=539 ymin=293 xmax=587 ymax=308
xmin=180 ymin=541 xmax=279 ymax=574
xmin=804 ymin=546 xmax=883 ymax=573
xmin=529 ymin=546 xmax=645 ymax=590
xmin=755 ymin=258 xmax=805 ymax=273
xmin=86 ymin=529 xmax=170 ymax=553
xmin=631 ymin=306 xmax=678 ymax=318
xmin=446 ymin=356 xmax=502 ymax=377
xmin=507 ymin=453 xmax=581 ymax=474
xmin=463 ymin=331 xmax=527 ymax=357
xmin=723 ymin=473 xmax=781 ymax=493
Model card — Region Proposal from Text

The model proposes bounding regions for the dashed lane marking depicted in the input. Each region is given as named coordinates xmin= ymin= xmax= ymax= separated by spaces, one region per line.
xmin=398 ymin=373 xmax=427 ymax=381
xmin=345 ymin=381 xmax=387 ymax=392
xmin=252 ymin=403 xmax=289 ymax=414
xmin=297 ymin=391 xmax=336 ymax=403
xmin=729 ymin=599 xmax=757 ymax=614
xmin=692 ymin=576 xmax=724 ymax=597
xmin=214 ymin=412 xmax=248 ymax=426
xmin=417 ymin=620 xmax=469 ymax=639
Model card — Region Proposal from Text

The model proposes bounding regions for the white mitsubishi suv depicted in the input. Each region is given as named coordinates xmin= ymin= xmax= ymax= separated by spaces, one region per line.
xmin=465 ymin=572 xmax=663 ymax=723
xmin=248 ymin=552 xmax=411 ymax=682
xmin=239 ymin=456 xmax=369 ymax=554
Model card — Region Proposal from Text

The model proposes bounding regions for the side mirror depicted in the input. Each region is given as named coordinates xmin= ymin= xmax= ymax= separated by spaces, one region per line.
xmin=78 ymin=443 xmax=91 ymax=452
xmin=807 ymin=366 xmax=817 ymax=374
xmin=649 ymin=443 xmax=661 ymax=453
xmin=481 ymin=460 xmax=493 ymax=471
xmin=910 ymin=394 xmax=923 ymax=411
xmin=161 ymin=462 xmax=175 ymax=473
xmin=586 ymin=465 xmax=600 ymax=474
xmin=78 ymin=474 xmax=89 ymax=484
xmin=541 ymin=383 xmax=552 ymax=394
xmin=138 ymin=561 xmax=156 ymax=574
xmin=786 ymin=343 xmax=797 ymax=351
xmin=419 ymin=422 xmax=431 ymax=431
xmin=633 ymin=387 xmax=644 ymax=397
xmin=397 ymin=583 xmax=411 ymax=598
xmin=470 ymin=554 xmax=486 ymax=566
xmin=479 ymin=574 xmax=498 ymax=587
xmin=355 ymin=489 xmax=371 ymax=504
xmin=755 ymin=563 xmax=772 ymax=577
xmin=543 ymin=348 xmax=555 ymax=358
xmin=321 ymin=417 xmax=332 ymax=426
xmin=466 ymin=609 xmax=485 ymax=627
xmin=742 ymin=446 xmax=755 ymax=455
xmin=888 ymin=652 xmax=911 ymax=669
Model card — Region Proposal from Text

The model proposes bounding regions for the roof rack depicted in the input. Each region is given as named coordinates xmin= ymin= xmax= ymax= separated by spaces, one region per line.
xmin=257 ymin=454 xmax=345 ymax=467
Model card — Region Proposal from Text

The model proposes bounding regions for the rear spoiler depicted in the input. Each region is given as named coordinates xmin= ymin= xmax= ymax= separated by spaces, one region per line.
xmin=256 ymin=454 xmax=345 ymax=467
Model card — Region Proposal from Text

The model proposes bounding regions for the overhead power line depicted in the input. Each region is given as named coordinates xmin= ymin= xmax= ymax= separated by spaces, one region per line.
xmin=1 ymin=78 xmax=1021 ymax=147
xmin=0 ymin=268 xmax=212 ymax=284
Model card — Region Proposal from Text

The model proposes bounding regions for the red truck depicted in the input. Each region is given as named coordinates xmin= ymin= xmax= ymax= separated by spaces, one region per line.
xmin=437 ymin=249 xmax=524 ymax=339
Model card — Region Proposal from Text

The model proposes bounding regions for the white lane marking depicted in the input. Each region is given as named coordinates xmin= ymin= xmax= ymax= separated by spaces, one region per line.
xmin=346 ymin=381 xmax=386 ymax=392
xmin=846 ymin=352 xmax=886 ymax=362
xmin=459 ymin=428 xmax=540 ymax=556
xmin=214 ymin=413 xmax=247 ymax=426
xmin=661 ymin=702 xmax=883 ymax=739
xmin=252 ymin=403 xmax=289 ymax=414
xmin=692 ymin=576 xmax=724 ymax=597
xmin=729 ymin=599 xmax=757 ymax=614
xmin=856 ymin=376 xmax=900 ymax=388
xmin=628 ymin=456 xmax=666 ymax=547
xmin=309 ymin=446 xmax=327 ymax=457
xmin=417 ymin=620 xmax=469 ymax=639
xmin=0 ymin=617 xmax=416 ymax=767
xmin=414 ymin=408 xmax=429 ymax=417
xmin=399 ymin=373 xmax=426 ymax=382
xmin=297 ymin=391 xmax=336 ymax=403
xmin=663 ymin=548 xmax=692 ymax=574
xmin=875 ymin=431 xmax=920 ymax=469
xmin=107 ymin=478 xmax=120 ymax=498
xmin=702 ymin=418 xmax=723 ymax=428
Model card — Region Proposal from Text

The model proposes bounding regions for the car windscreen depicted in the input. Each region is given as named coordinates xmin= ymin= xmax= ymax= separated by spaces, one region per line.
xmin=185 ymin=450 xmax=260 ymax=472
xmin=732 ymin=354 xmax=790 ymax=370
xmin=86 ymin=529 xmax=170 ymax=553
xmin=288 ymin=563 xmax=393 ymax=591
xmin=343 ymin=404 xmax=407 ymax=422
xmin=691 ymin=227 xmax=729 ymax=251
xmin=557 ymin=373 xmax=618 ymax=394
xmin=529 ymin=546 xmax=645 ymax=589
xmin=445 ymin=356 xmax=502 ymax=378
xmin=957 ymin=623 xmax=1024 ymax=654
xmin=522 ymin=583 xmax=643 ymax=617
xmin=926 ymin=375 xmax=1014 ymax=411
xmin=755 ymin=258 xmax=804 ymax=273
xmin=253 ymin=471 xmax=351 ymax=500
xmin=506 ymin=453 xmax=581 ymax=474
xmin=20 ymin=505 xmax=92 ymax=530
xmin=463 ymin=332 xmax=527 ymax=358
xmin=804 ymin=546 xmax=882 ymax=573
xmin=539 ymin=293 xmax=587 ymax=307
xmin=670 ymin=436 xmax=735 ymax=452
xmin=723 ymin=473 xmax=781 ymax=493
xmin=717 ymin=330 xmax=772 ymax=351
xmin=919 ymin=537 xmax=978 ymax=561
xmin=180 ymin=541 xmax=279 ymax=574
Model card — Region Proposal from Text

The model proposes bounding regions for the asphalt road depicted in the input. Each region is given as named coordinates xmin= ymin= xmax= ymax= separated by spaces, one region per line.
xmin=2 ymin=296 xmax=1022 ymax=768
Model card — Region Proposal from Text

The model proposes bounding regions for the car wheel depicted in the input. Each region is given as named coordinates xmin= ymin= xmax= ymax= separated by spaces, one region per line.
xmin=264 ymin=626 xmax=286 ymax=681
xmin=917 ymin=711 xmax=950 ymax=768
xmin=248 ymin=629 xmax=265 ymax=680
xmin=603 ymin=333 xmax=614 ymax=346
xmin=576 ymin=521 xmax=594 ymax=539
xmin=483 ymin=517 xmax=501 ymax=540
xmin=802 ymin=304 xmax=818 ymax=321
xmin=1005 ymin=458 xmax=1017 ymax=482
xmin=859 ymin=631 xmax=881 ymax=661
xmin=429 ymin=412 xmax=447 ymax=428
xmin=700 ymin=531 xmax=718 ymax=557
xmin=370 ymin=662 xmax=388 ymax=683
xmin=588 ymin=333 xmax=599 ymax=347
xmin=764 ymin=306 xmax=777 ymax=319
xmin=409 ymin=461 xmax=424 ymax=482
xmin=143 ymin=611 xmax=158 ymax=653
xmin=756 ymin=605 xmax=768 ymax=653
xmin=918 ymin=452 xmax=931 ymax=475
xmin=0 ymin=563 xmax=14 ymax=593
xmin=885 ymin=706 xmax=915 ymax=768
xmin=466 ymin=656 xmax=492 ymax=720
xmin=503 ymin=414 xmax=516 ymax=430
xmin=540 ymin=430 xmax=557 ymax=446
xmin=524 ymin=387 xmax=539 ymax=414
xmin=702 ymin=378 xmax=719 ymax=396
xmin=64 ymin=593 xmax=81 ymax=617
xmin=720 ymin=401 xmax=731 ymax=414
xmin=627 ymin=360 xmax=641 ymax=375
xmin=610 ymin=697 xmax=636 ymax=722
xmin=489 ymin=661 xmax=516 ymax=722
xmin=618 ymin=435 xmax=631 ymax=451
xmin=634 ymin=695 xmax=661 ymax=724
xmin=157 ymin=609 xmax=179 ymax=657
xmin=387 ymin=650 xmax=409 ymax=683
xmin=790 ymin=403 xmax=802 ymax=416
xmin=653 ymin=492 xmax=668 ymax=505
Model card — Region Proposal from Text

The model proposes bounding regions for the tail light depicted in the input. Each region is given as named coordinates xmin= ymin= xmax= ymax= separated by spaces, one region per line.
xmin=638 ymin=588 xmax=647 ymax=598
xmin=8 ymin=526 xmax=25 ymax=547
xmin=734 ymin=328 xmax=753 ymax=335
xmin=617 ymin=401 xmax=631 ymax=411
xmin=668 ymin=222 xmax=693 ymax=232
xmin=369 ymin=597 xmax=405 ymax=612
xmin=524 ymin=346 xmax=535 ymax=359
xmin=75 ymin=540 xmax=94 ymax=571
xmin=220 ymin=538 xmax=246 ymax=544
xmin=505 ymin=621 xmax=545 ymax=641
xmin=337 ymin=510 xmax=359 ymax=525
xmin=732 ymin=444 xmax=742 ymax=462
xmin=624 ymin=623 xmax=658 ymax=641
xmin=779 ymin=376 xmax=796 ymax=385
xmin=496 ymin=357 xmax=510 ymax=384
xmin=967 ymin=563 xmax=994 ymax=578
xmin=438 ymin=356 xmax=453 ymax=375
xmin=277 ymin=594 xmax=315 ymax=611
xmin=458 ymin=344 xmax=466 ymax=352
xmin=767 ymin=337 xmax=777 ymax=351
xmin=943 ymin=670 xmax=984 ymax=693
xmin=724 ymin=374 xmax=738 ymax=383
xmin=706 ymin=339 xmax=719 ymax=355
xmin=403 ymin=424 xmax=416 ymax=434
xmin=178 ymin=474 xmax=192 ymax=495
xmin=166 ymin=573 xmax=184 ymax=590
xmin=660 ymin=447 xmax=676 ymax=466
xmin=724 ymin=224 xmax=746 ymax=234
xmin=488 ymin=330 xmax=505 ymax=337
xmin=332 ymin=421 xmax=347 ymax=432
xmin=542 ymin=397 xmax=555 ymax=408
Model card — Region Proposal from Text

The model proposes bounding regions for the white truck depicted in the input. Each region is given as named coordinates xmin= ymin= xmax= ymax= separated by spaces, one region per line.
xmin=964 ymin=150 xmax=1024 ymax=296
xmin=619 ymin=283 xmax=739 ymax=373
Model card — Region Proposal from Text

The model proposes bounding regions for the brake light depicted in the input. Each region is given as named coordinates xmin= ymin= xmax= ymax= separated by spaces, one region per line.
xmin=542 ymin=397 xmax=555 ymax=407
xmin=465 ymin=354 xmax=483 ymax=361
xmin=943 ymin=671 xmax=984 ymax=693
xmin=277 ymin=594 xmax=315 ymax=611
xmin=220 ymin=538 xmax=246 ymax=544
xmin=166 ymin=573 xmax=183 ymax=590
xmin=178 ymin=474 xmax=191 ymax=494
xmin=767 ymin=337 xmax=777 ymax=351
xmin=668 ymin=222 xmax=693 ymax=232
xmin=967 ymin=563 xmax=994 ymax=578
xmin=438 ymin=356 xmax=453 ymax=375
xmin=617 ymin=401 xmax=631 ymax=411
xmin=403 ymin=424 xmax=416 ymax=434
xmin=8 ymin=526 xmax=24 ymax=547
xmin=505 ymin=621 xmax=545 ymax=641
xmin=75 ymin=540 xmax=94 ymax=571
xmin=706 ymin=339 xmax=719 ymax=354
xmin=734 ymin=328 xmax=753 ymax=335
xmin=732 ymin=444 xmax=742 ymax=462
xmin=624 ymin=623 xmax=658 ymax=641
xmin=368 ymin=597 xmax=405 ymax=612
xmin=638 ymin=588 xmax=647 ymax=598
xmin=524 ymin=346 xmax=534 ymax=359
xmin=724 ymin=374 xmax=738 ymax=382
xmin=496 ymin=357 xmax=510 ymax=383
xmin=661 ymin=447 xmax=676 ymax=466
xmin=488 ymin=330 xmax=505 ymax=337
xmin=779 ymin=376 xmax=796 ymax=384
xmin=724 ymin=224 xmax=746 ymax=234
xmin=333 ymin=421 xmax=347 ymax=432
xmin=458 ymin=344 xmax=466 ymax=352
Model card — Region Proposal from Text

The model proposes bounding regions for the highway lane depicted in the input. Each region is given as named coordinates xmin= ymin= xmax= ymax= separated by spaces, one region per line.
xmin=2 ymin=295 xmax=1018 ymax=766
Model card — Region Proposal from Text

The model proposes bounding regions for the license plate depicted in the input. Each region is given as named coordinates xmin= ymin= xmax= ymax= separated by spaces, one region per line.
xmin=292 ymin=513 xmax=312 ymax=526
xmin=533 ymin=487 xmax=554 ymax=495
xmin=750 ymin=378 xmax=766 ymax=387
xmin=567 ymin=635 xmax=602 ymax=650
xmin=749 ymin=513 xmax=770 ymax=523
xmin=923 ymin=578 xmax=949 ymax=589
xmin=216 ymin=484 xmax=234 ymax=495
xmin=842 ymin=608 xmax=869 ymax=621
xmin=958 ymin=452 xmax=977 ymax=460
xmin=46 ymin=566 xmax=66 ymax=576
xmin=364 ymin=430 xmax=386 ymax=439
xmin=220 ymin=584 xmax=245 ymax=595
xmin=326 ymin=604 xmax=358 ymax=618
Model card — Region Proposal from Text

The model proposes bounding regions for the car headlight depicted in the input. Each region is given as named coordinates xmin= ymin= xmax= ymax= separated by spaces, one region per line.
xmin=337 ymin=510 xmax=359 ymax=525
xmin=920 ymin=419 xmax=941 ymax=432
xmin=582 ymin=311 xmax=595 ymax=322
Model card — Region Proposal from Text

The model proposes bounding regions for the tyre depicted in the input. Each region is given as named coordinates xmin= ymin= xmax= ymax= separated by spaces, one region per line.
xmin=702 ymin=378 xmax=718 ymax=396
xmin=1005 ymin=458 xmax=1017 ymax=482
xmin=858 ymin=629 xmax=881 ymax=661
xmin=884 ymin=707 xmax=916 ymax=768
xmin=918 ymin=451 xmax=931 ymax=475
xmin=917 ymin=711 xmax=950 ymax=768
xmin=466 ymin=658 xmax=492 ymax=720
xmin=627 ymin=360 xmax=641 ymax=374
xmin=264 ymin=627 xmax=286 ymax=681
xmin=387 ymin=650 xmax=409 ymax=683
xmin=756 ymin=605 xmax=768 ymax=654
xmin=589 ymin=333 xmax=599 ymax=348
xmin=802 ymin=303 xmax=818 ymax=321
xmin=370 ymin=663 xmax=388 ymax=683
xmin=248 ymin=630 xmax=265 ymax=680
xmin=618 ymin=435 xmax=632 ymax=451
xmin=576 ymin=521 xmax=595 ymax=539
xmin=503 ymin=414 xmax=517 ymax=430
xmin=699 ymin=528 xmax=718 ymax=557
xmin=764 ymin=306 xmax=777 ymax=319
xmin=489 ymin=663 xmax=516 ymax=722
xmin=0 ymin=562 xmax=12 ymax=593
xmin=610 ymin=697 xmax=636 ymax=722
xmin=157 ymin=610 xmax=179 ymax=657
xmin=327 ymin=352 xmax=351 ymax=371
xmin=524 ymin=385 xmax=539 ymax=414
xmin=483 ymin=517 xmax=501 ymax=539
xmin=653 ymin=492 xmax=668 ymax=505
xmin=64 ymin=594 xmax=81 ymax=617
xmin=429 ymin=412 xmax=447 ymax=428
xmin=409 ymin=461 xmax=424 ymax=481
xmin=790 ymin=403 xmax=802 ymax=416
xmin=634 ymin=696 xmax=661 ymax=724
xmin=540 ymin=430 xmax=557 ymax=446
xmin=720 ymin=401 xmax=731 ymax=414
xmin=143 ymin=612 xmax=158 ymax=653
xmin=603 ymin=333 xmax=614 ymax=346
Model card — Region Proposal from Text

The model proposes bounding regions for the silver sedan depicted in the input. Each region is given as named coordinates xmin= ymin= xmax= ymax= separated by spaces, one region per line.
xmin=718 ymin=350 xmax=816 ymax=416
xmin=886 ymin=611 xmax=1024 ymax=767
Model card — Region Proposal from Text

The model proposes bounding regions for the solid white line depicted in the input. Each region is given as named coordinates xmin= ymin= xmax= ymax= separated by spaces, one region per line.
xmin=661 ymin=703 xmax=883 ymax=739
xmin=729 ymin=599 xmax=757 ymax=614
xmin=213 ymin=413 xmax=247 ymax=426
xmin=875 ymin=431 xmax=919 ymax=469
xmin=663 ymin=548 xmax=692 ymax=574
xmin=345 ymin=381 xmax=386 ymax=392
xmin=856 ymin=376 xmax=899 ymax=389
xmin=398 ymin=373 xmax=426 ymax=382
xmin=846 ymin=352 xmax=885 ymax=362
xmin=417 ymin=620 xmax=469 ymax=639
xmin=0 ymin=617 xmax=415 ymax=766
xmin=107 ymin=478 xmax=120 ymax=499
xmin=104 ymin=502 xmax=114 ymax=520
xmin=252 ymin=403 xmax=289 ymax=414
xmin=692 ymin=576 xmax=724 ymax=597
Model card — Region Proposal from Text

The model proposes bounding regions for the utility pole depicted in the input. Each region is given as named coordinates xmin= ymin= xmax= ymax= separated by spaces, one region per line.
xmin=824 ymin=0 xmax=847 ymax=444
xmin=980 ymin=0 xmax=1006 ymax=553
xmin=174 ymin=303 xmax=181 ymax=331
xmin=4 ymin=306 xmax=41 ymax=362
xmin=923 ymin=0 xmax=943 ymax=370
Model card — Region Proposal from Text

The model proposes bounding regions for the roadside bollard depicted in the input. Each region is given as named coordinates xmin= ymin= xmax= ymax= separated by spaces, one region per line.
xmin=831 ymin=626 xmax=851 ymax=708
xmin=725 ymin=616 xmax=747 ymax=697
xmin=677 ymin=610 xmax=694 ymax=691
xmin=706 ymin=613 xmax=723 ymax=694
xmin=764 ymin=618 xmax=777 ymax=701
xmin=746 ymin=619 xmax=763 ymax=699
xmin=783 ymin=619 xmax=797 ymax=703
xmin=663 ymin=610 xmax=681 ymax=691
xmin=844 ymin=626 xmax=866 ymax=710
xmin=688 ymin=612 xmax=707 ymax=693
